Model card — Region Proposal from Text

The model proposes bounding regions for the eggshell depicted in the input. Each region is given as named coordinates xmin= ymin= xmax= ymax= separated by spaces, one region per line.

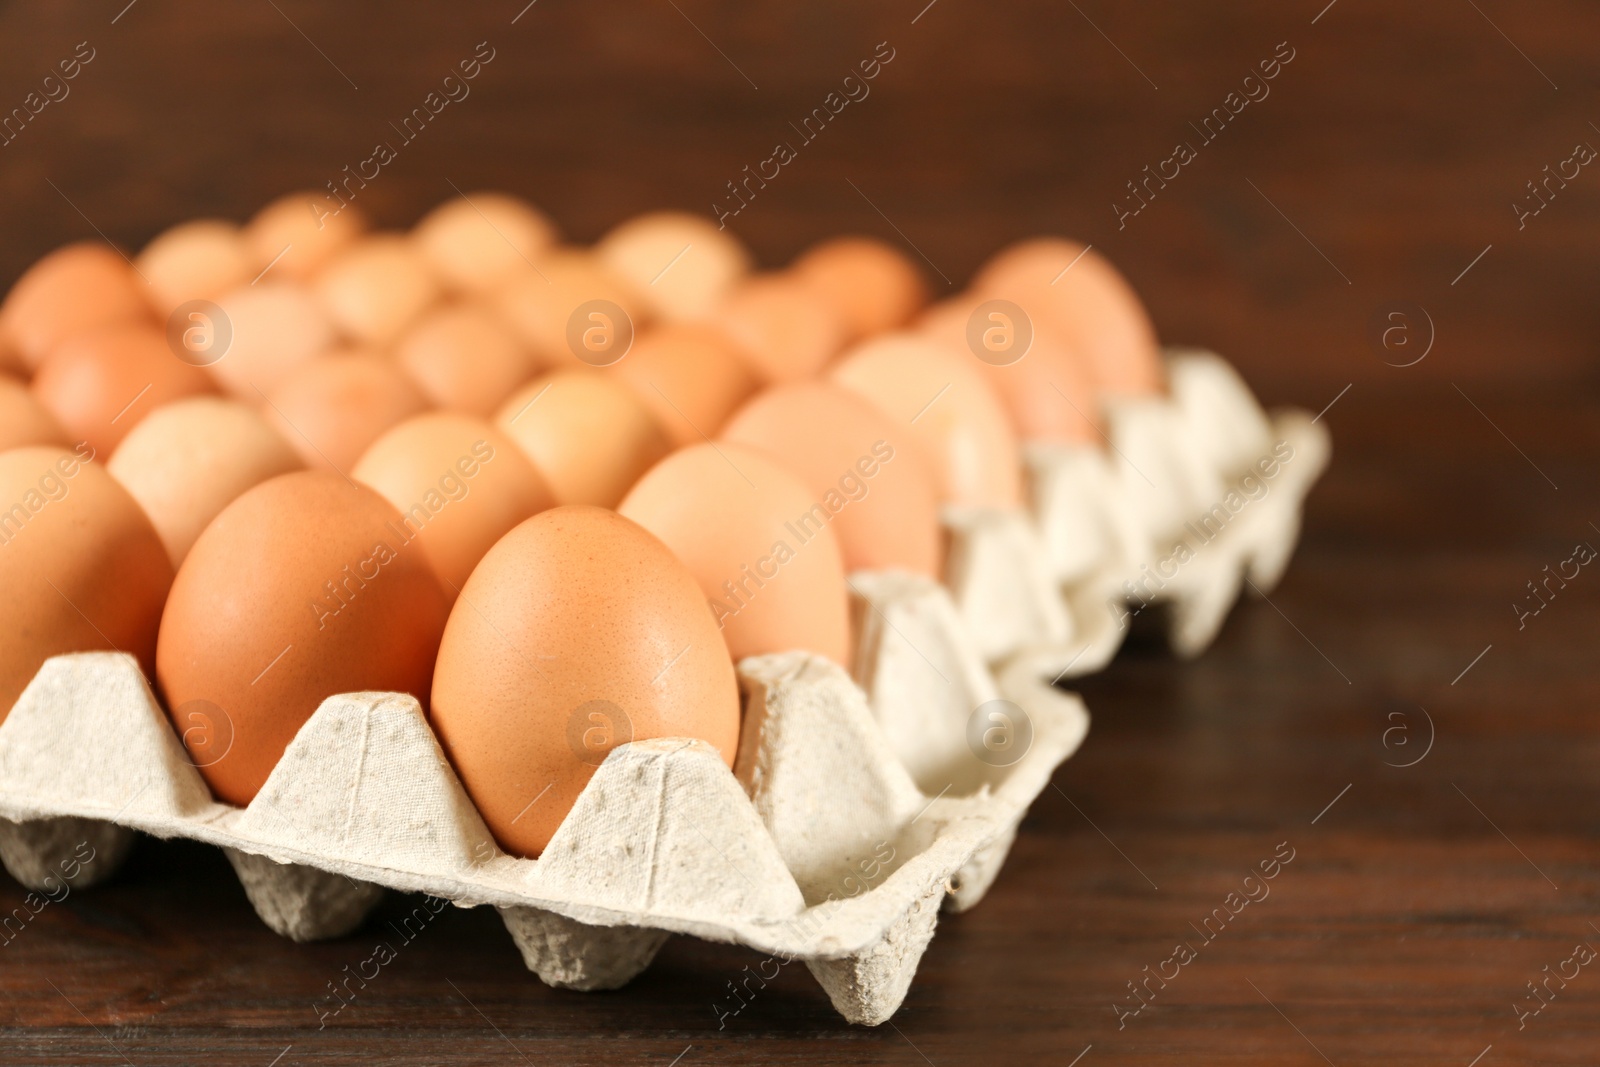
xmin=0 ymin=242 xmax=152 ymax=372
xmin=156 ymin=471 xmax=451 ymax=806
xmin=245 ymin=192 xmax=368 ymax=281
xmin=315 ymin=235 xmax=440 ymax=346
xmin=414 ymin=193 xmax=558 ymax=293
xmin=429 ymin=505 xmax=740 ymax=857
xmin=620 ymin=443 xmax=851 ymax=667
xmin=493 ymin=369 xmax=669 ymax=508
xmin=262 ymin=352 xmax=429 ymax=473
xmin=136 ymin=220 xmax=254 ymax=314
xmin=0 ymin=446 xmax=174 ymax=719
xmin=31 ymin=324 xmax=219 ymax=457
xmin=205 ymin=282 xmax=336 ymax=398
xmin=829 ymin=333 xmax=1023 ymax=509
xmin=711 ymin=274 xmax=846 ymax=384
xmin=107 ymin=397 xmax=303 ymax=568
xmin=721 ymin=382 xmax=942 ymax=577
xmin=492 ymin=250 xmax=643 ymax=368
xmin=606 ymin=323 xmax=758 ymax=447
xmin=353 ymin=413 xmax=555 ymax=598
xmin=0 ymin=379 xmax=70 ymax=452
xmin=792 ymin=236 xmax=927 ymax=341
xmin=394 ymin=303 xmax=538 ymax=416
xmin=595 ymin=211 xmax=751 ymax=322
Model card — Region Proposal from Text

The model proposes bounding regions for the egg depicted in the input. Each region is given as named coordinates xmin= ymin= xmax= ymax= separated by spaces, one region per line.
xmin=353 ymin=413 xmax=555 ymax=598
xmin=245 ymin=191 xmax=368 ymax=281
xmin=494 ymin=369 xmax=669 ymax=507
xmin=829 ymin=333 xmax=1023 ymax=509
xmin=721 ymin=382 xmax=942 ymax=577
xmin=0 ymin=242 xmax=152 ymax=373
xmin=492 ymin=250 xmax=643 ymax=368
xmin=394 ymin=303 xmax=538 ymax=416
xmin=711 ymin=274 xmax=846 ymax=384
xmin=792 ymin=236 xmax=927 ymax=341
xmin=429 ymin=505 xmax=740 ymax=857
xmin=595 ymin=210 xmax=751 ymax=321
xmin=315 ymin=235 xmax=440 ymax=346
xmin=620 ymin=443 xmax=851 ymax=666
xmin=107 ymin=397 xmax=303 ymax=568
xmin=31 ymin=324 xmax=219 ymax=457
xmin=262 ymin=352 xmax=429 ymax=473
xmin=204 ymin=282 xmax=336 ymax=398
xmin=414 ymin=193 xmax=558 ymax=293
xmin=0 ymin=378 xmax=70 ymax=452
xmin=156 ymin=471 xmax=451 ymax=806
xmin=606 ymin=323 xmax=757 ymax=448
xmin=136 ymin=220 xmax=254 ymax=314
xmin=0 ymin=446 xmax=174 ymax=719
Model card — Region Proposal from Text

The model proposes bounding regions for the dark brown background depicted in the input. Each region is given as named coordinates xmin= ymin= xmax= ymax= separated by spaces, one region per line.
xmin=3 ymin=2 xmax=1599 ymax=1065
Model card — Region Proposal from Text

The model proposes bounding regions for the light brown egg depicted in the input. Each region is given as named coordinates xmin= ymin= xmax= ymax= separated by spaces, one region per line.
xmin=107 ymin=397 xmax=303 ymax=568
xmin=136 ymin=220 xmax=254 ymax=315
xmin=262 ymin=352 xmax=429 ymax=474
xmin=204 ymin=282 xmax=336 ymax=398
xmin=0 ymin=446 xmax=174 ymax=719
xmin=394 ymin=303 xmax=538 ymax=416
xmin=0 ymin=378 xmax=70 ymax=452
xmin=245 ymin=191 xmax=368 ymax=281
xmin=414 ymin=193 xmax=558 ymax=293
xmin=31 ymin=324 xmax=219 ymax=457
xmin=157 ymin=471 xmax=450 ymax=806
xmin=430 ymin=505 xmax=740 ymax=857
xmin=353 ymin=413 xmax=555 ymax=598
xmin=792 ymin=236 xmax=928 ymax=342
xmin=315 ymin=234 xmax=440 ymax=346
xmin=493 ymin=369 xmax=669 ymax=508
xmin=492 ymin=250 xmax=643 ymax=368
xmin=721 ymin=382 xmax=942 ymax=577
xmin=606 ymin=323 xmax=758 ymax=448
xmin=0 ymin=242 xmax=152 ymax=372
xmin=595 ymin=211 xmax=751 ymax=322
xmin=829 ymin=333 xmax=1023 ymax=509
xmin=711 ymin=274 xmax=846 ymax=384
xmin=620 ymin=443 xmax=851 ymax=667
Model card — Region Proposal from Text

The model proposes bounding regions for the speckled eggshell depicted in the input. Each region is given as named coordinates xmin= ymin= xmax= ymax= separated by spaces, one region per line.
xmin=0 ymin=379 xmax=70 ymax=452
xmin=263 ymin=352 xmax=429 ymax=473
xmin=205 ymin=282 xmax=336 ymax=399
xmin=710 ymin=274 xmax=846 ymax=385
xmin=414 ymin=193 xmax=558 ymax=293
xmin=606 ymin=323 xmax=758 ymax=448
xmin=0 ymin=446 xmax=174 ymax=720
xmin=136 ymin=220 xmax=254 ymax=315
xmin=245 ymin=192 xmax=368 ymax=281
xmin=156 ymin=471 xmax=451 ymax=807
xmin=792 ymin=236 xmax=927 ymax=342
xmin=0 ymin=243 xmax=152 ymax=373
xmin=394 ymin=303 xmax=539 ymax=417
xmin=429 ymin=505 xmax=741 ymax=858
xmin=492 ymin=250 xmax=645 ymax=368
xmin=314 ymin=235 xmax=440 ymax=347
xmin=595 ymin=211 xmax=751 ymax=322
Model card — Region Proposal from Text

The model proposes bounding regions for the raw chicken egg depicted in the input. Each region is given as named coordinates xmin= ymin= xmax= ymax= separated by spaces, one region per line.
xmin=0 ymin=242 xmax=151 ymax=372
xmin=136 ymin=220 xmax=254 ymax=314
xmin=245 ymin=192 xmax=367 ymax=281
xmin=394 ymin=303 xmax=538 ymax=417
xmin=0 ymin=378 xmax=70 ymax=452
xmin=606 ymin=323 xmax=757 ymax=448
xmin=315 ymin=235 xmax=440 ymax=346
xmin=492 ymin=250 xmax=643 ymax=368
xmin=596 ymin=210 xmax=751 ymax=322
xmin=792 ymin=236 xmax=927 ymax=341
xmin=204 ymin=282 xmax=335 ymax=398
xmin=711 ymin=274 xmax=846 ymax=384
xmin=414 ymin=193 xmax=557 ymax=293
xmin=263 ymin=352 xmax=429 ymax=474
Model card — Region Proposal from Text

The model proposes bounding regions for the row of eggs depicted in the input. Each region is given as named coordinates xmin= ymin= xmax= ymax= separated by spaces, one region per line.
xmin=0 ymin=193 xmax=1163 ymax=860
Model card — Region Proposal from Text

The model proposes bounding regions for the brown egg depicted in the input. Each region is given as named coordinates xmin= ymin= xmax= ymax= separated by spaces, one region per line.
xmin=136 ymin=220 xmax=254 ymax=315
xmin=0 ymin=446 xmax=174 ymax=719
xmin=315 ymin=235 xmax=440 ymax=346
xmin=430 ymin=505 xmax=740 ymax=857
xmin=262 ymin=352 xmax=429 ymax=473
xmin=792 ymin=236 xmax=928 ymax=342
xmin=353 ymin=413 xmax=555 ymax=598
xmin=595 ymin=211 xmax=751 ymax=322
xmin=493 ymin=369 xmax=669 ymax=508
xmin=157 ymin=471 xmax=451 ymax=806
xmin=31 ymin=324 xmax=219 ymax=457
xmin=107 ymin=397 xmax=304 ymax=568
xmin=606 ymin=323 xmax=758 ymax=448
xmin=829 ymin=333 xmax=1023 ymax=509
xmin=721 ymin=382 xmax=942 ymax=577
xmin=711 ymin=274 xmax=846 ymax=384
xmin=0 ymin=378 xmax=70 ymax=452
xmin=414 ymin=193 xmax=558 ymax=293
xmin=492 ymin=250 xmax=644 ymax=368
xmin=394 ymin=303 xmax=538 ymax=416
xmin=245 ymin=191 xmax=368 ymax=281
xmin=0 ymin=242 xmax=152 ymax=373
xmin=620 ymin=443 xmax=851 ymax=667
xmin=204 ymin=282 xmax=336 ymax=398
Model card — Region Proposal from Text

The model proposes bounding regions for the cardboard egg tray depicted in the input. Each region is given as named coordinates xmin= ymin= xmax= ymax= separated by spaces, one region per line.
xmin=0 ymin=571 xmax=1088 ymax=1026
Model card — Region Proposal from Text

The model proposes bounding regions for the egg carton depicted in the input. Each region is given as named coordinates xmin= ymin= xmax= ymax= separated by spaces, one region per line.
xmin=943 ymin=348 xmax=1331 ymax=677
xmin=0 ymin=571 xmax=1087 ymax=1026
